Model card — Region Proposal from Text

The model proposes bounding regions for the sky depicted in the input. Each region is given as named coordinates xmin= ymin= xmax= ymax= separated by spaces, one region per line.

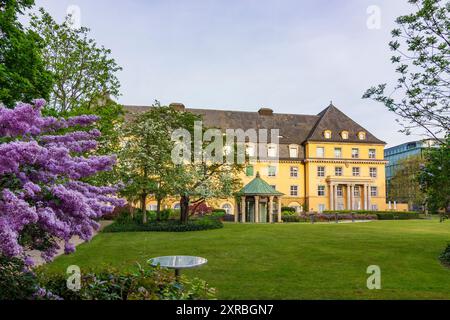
xmin=30 ymin=0 xmax=424 ymax=147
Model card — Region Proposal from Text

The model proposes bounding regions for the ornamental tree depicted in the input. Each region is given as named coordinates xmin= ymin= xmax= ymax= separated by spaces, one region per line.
xmin=0 ymin=99 xmax=123 ymax=263
xmin=363 ymin=0 xmax=449 ymax=141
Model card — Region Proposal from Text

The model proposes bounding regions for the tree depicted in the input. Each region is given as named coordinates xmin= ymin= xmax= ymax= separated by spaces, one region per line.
xmin=388 ymin=155 xmax=426 ymax=210
xmin=0 ymin=0 xmax=53 ymax=107
xmin=118 ymin=103 xmax=192 ymax=223
xmin=29 ymin=8 xmax=122 ymax=113
xmin=171 ymin=124 xmax=244 ymax=224
xmin=0 ymin=100 xmax=123 ymax=263
xmin=363 ymin=0 xmax=449 ymax=141
xmin=419 ymin=136 xmax=449 ymax=216
xmin=29 ymin=9 xmax=125 ymax=186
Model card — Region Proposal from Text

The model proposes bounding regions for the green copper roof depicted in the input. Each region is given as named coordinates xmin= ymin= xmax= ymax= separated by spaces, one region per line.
xmin=237 ymin=172 xmax=284 ymax=196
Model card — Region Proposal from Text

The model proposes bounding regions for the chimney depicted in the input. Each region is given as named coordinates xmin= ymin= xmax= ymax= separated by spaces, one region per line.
xmin=258 ymin=107 xmax=273 ymax=116
xmin=169 ymin=102 xmax=185 ymax=111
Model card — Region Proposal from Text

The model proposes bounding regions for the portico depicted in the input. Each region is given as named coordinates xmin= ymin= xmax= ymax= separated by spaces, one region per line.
xmin=235 ymin=172 xmax=284 ymax=223
xmin=326 ymin=177 xmax=374 ymax=211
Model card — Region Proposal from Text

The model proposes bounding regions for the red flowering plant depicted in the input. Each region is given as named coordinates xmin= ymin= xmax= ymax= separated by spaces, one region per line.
xmin=0 ymin=100 xmax=124 ymax=265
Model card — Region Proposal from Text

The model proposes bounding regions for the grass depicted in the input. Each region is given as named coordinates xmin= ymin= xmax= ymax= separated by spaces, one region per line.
xmin=41 ymin=220 xmax=450 ymax=299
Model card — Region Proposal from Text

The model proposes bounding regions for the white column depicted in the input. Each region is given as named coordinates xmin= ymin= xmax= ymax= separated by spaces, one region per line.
xmin=346 ymin=184 xmax=351 ymax=210
xmin=241 ymin=197 xmax=246 ymax=223
xmin=277 ymin=197 xmax=282 ymax=222
xmin=269 ymin=196 xmax=274 ymax=223
xmin=350 ymin=185 xmax=354 ymax=210
xmin=234 ymin=198 xmax=238 ymax=223
xmin=333 ymin=184 xmax=338 ymax=210
xmin=255 ymin=196 xmax=260 ymax=223
xmin=368 ymin=185 xmax=372 ymax=210
xmin=363 ymin=184 xmax=368 ymax=210
xmin=329 ymin=184 xmax=334 ymax=211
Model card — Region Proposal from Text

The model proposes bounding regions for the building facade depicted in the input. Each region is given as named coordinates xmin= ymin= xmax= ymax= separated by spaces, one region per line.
xmin=385 ymin=139 xmax=439 ymax=189
xmin=125 ymin=103 xmax=391 ymax=220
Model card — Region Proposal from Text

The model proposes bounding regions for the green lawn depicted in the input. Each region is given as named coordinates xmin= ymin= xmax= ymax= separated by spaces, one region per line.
xmin=41 ymin=220 xmax=450 ymax=299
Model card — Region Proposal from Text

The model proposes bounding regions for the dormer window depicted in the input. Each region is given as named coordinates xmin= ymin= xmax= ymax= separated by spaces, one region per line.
xmin=358 ymin=131 xmax=366 ymax=140
xmin=267 ymin=144 xmax=278 ymax=158
xmin=324 ymin=130 xmax=332 ymax=139
xmin=289 ymin=144 xmax=299 ymax=158
xmin=341 ymin=131 xmax=349 ymax=140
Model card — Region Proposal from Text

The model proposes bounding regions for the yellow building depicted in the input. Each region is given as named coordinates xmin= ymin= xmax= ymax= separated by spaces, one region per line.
xmin=125 ymin=103 xmax=391 ymax=221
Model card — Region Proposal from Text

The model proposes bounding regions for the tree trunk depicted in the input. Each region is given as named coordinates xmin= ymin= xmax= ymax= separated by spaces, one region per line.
xmin=156 ymin=198 xmax=162 ymax=221
xmin=180 ymin=194 xmax=190 ymax=224
xmin=141 ymin=193 xmax=148 ymax=224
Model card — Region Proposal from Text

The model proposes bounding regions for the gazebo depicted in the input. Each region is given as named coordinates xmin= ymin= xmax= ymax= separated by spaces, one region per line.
xmin=235 ymin=172 xmax=284 ymax=223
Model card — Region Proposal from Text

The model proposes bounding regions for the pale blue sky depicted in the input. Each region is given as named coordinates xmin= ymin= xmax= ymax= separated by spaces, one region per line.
xmin=30 ymin=0 xmax=422 ymax=147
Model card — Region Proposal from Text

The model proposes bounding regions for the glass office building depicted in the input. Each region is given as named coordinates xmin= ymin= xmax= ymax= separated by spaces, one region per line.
xmin=384 ymin=139 xmax=439 ymax=200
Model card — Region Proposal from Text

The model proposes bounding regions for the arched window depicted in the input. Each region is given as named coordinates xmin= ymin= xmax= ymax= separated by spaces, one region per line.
xmin=222 ymin=203 xmax=233 ymax=215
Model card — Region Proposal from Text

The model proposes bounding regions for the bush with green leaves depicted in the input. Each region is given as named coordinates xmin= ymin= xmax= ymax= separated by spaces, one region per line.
xmin=38 ymin=264 xmax=216 ymax=300
xmin=439 ymin=244 xmax=450 ymax=266
xmin=281 ymin=207 xmax=296 ymax=213
xmin=103 ymin=216 xmax=223 ymax=233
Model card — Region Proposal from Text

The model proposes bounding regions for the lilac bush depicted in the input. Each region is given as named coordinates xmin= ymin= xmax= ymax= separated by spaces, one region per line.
xmin=0 ymin=99 xmax=124 ymax=263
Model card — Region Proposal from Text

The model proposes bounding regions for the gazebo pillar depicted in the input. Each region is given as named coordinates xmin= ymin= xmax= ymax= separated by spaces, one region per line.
xmin=277 ymin=197 xmax=282 ymax=222
xmin=269 ymin=196 xmax=274 ymax=223
xmin=241 ymin=196 xmax=246 ymax=223
xmin=254 ymin=196 xmax=260 ymax=223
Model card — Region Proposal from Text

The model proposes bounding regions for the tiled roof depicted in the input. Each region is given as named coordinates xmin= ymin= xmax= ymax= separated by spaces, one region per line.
xmin=123 ymin=103 xmax=385 ymax=160
xmin=305 ymin=104 xmax=385 ymax=144
xmin=237 ymin=172 xmax=284 ymax=196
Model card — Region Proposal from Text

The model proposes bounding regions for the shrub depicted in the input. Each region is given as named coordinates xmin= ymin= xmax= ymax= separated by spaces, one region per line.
xmin=103 ymin=216 xmax=223 ymax=233
xmin=282 ymin=210 xmax=295 ymax=216
xmin=282 ymin=215 xmax=302 ymax=223
xmin=281 ymin=207 xmax=296 ymax=213
xmin=0 ymin=256 xmax=41 ymax=300
xmin=439 ymin=244 xmax=450 ymax=266
xmin=39 ymin=264 xmax=216 ymax=300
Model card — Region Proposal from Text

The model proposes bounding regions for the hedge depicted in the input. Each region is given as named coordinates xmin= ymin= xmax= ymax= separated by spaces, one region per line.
xmin=103 ymin=217 xmax=223 ymax=233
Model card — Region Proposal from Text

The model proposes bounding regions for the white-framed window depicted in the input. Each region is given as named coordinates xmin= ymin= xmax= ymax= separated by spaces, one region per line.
xmin=352 ymin=167 xmax=360 ymax=177
xmin=290 ymin=166 xmax=299 ymax=178
xmin=317 ymin=166 xmax=325 ymax=177
xmin=352 ymin=148 xmax=359 ymax=159
xmin=371 ymin=204 xmax=378 ymax=211
xmin=318 ymin=204 xmax=326 ymax=213
xmin=267 ymin=144 xmax=277 ymax=158
xmin=337 ymin=185 xmax=343 ymax=197
xmin=318 ymin=185 xmax=325 ymax=196
xmin=148 ymin=204 xmax=157 ymax=211
xmin=354 ymin=186 xmax=360 ymax=197
xmin=268 ymin=165 xmax=277 ymax=177
xmin=324 ymin=130 xmax=332 ymax=139
xmin=290 ymin=185 xmax=299 ymax=197
xmin=371 ymin=186 xmax=378 ymax=196
xmin=316 ymin=147 xmax=325 ymax=158
xmin=369 ymin=149 xmax=376 ymax=159
xmin=173 ymin=203 xmax=181 ymax=209
xmin=289 ymin=145 xmax=299 ymax=158
xmin=370 ymin=167 xmax=377 ymax=178
xmin=335 ymin=166 xmax=343 ymax=176
xmin=270 ymin=185 xmax=276 ymax=190
xmin=222 ymin=203 xmax=233 ymax=215
xmin=341 ymin=131 xmax=349 ymax=139
xmin=334 ymin=147 xmax=342 ymax=158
